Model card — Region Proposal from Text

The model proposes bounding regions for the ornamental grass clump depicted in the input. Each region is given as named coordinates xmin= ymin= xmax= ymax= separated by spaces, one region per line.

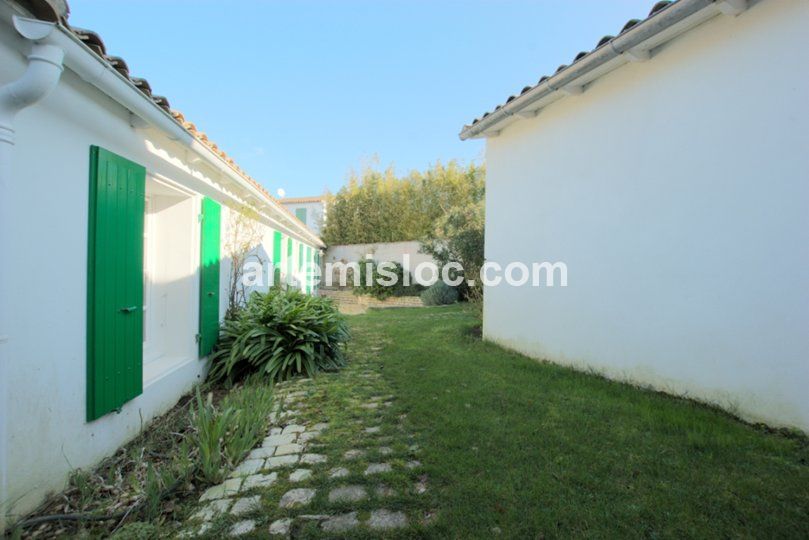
xmin=209 ymin=289 xmax=350 ymax=383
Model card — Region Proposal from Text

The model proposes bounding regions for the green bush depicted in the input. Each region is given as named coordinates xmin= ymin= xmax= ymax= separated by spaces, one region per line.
xmin=209 ymin=289 xmax=349 ymax=383
xmin=352 ymin=259 xmax=422 ymax=300
xmin=421 ymin=281 xmax=459 ymax=306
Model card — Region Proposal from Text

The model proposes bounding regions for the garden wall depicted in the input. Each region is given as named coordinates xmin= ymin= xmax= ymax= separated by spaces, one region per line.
xmin=324 ymin=241 xmax=437 ymax=286
xmin=320 ymin=288 xmax=424 ymax=309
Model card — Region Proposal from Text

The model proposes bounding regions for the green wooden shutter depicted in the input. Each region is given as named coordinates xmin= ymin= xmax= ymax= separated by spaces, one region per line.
xmin=286 ymin=236 xmax=293 ymax=282
xmin=272 ymin=230 xmax=282 ymax=286
xmin=298 ymin=243 xmax=304 ymax=290
xmin=86 ymin=146 xmax=145 ymax=421
xmin=199 ymin=197 xmax=221 ymax=357
xmin=305 ymin=246 xmax=313 ymax=293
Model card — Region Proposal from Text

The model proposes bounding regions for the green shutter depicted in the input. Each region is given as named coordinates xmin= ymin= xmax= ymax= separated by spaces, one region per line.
xmin=298 ymin=243 xmax=304 ymax=290
xmin=305 ymin=246 xmax=313 ymax=293
xmin=199 ymin=197 xmax=221 ymax=357
xmin=286 ymin=236 xmax=293 ymax=282
xmin=295 ymin=207 xmax=307 ymax=225
xmin=272 ymin=230 xmax=282 ymax=286
xmin=86 ymin=146 xmax=145 ymax=421
xmin=314 ymin=251 xmax=320 ymax=293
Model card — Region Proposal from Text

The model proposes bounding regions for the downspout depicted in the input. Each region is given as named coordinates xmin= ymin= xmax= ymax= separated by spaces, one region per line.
xmin=0 ymin=15 xmax=64 ymax=528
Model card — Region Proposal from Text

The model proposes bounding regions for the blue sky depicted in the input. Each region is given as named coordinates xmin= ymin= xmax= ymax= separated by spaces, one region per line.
xmin=68 ymin=1 xmax=653 ymax=197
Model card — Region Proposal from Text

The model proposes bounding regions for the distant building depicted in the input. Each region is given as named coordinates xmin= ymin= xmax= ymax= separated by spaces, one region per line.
xmin=281 ymin=196 xmax=327 ymax=237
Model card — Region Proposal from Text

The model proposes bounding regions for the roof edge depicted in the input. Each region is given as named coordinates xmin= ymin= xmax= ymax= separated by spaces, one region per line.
xmin=460 ymin=0 xmax=729 ymax=140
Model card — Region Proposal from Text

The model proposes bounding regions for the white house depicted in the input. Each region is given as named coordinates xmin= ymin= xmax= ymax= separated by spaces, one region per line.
xmin=281 ymin=195 xmax=327 ymax=237
xmin=461 ymin=0 xmax=809 ymax=431
xmin=0 ymin=0 xmax=324 ymax=524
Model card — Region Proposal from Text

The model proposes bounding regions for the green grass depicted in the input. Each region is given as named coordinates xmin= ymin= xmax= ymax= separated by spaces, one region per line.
xmin=355 ymin=305 xmax=809 ymax=539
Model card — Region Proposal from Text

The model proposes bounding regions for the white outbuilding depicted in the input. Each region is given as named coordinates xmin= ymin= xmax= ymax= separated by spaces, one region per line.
xmin=0 ymin=0 xmax=323 ymax=524
xmin=461 ymin=0 xmax=808 ymax=431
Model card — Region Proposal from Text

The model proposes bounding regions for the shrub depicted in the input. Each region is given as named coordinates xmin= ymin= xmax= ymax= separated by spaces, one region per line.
xmin=421 ymin=281 xmax=459 ymax=306
xmin=209 ymin=289 xmax=349 ymax=383
xmin=352 ymin=259 xmax=422 ymax=300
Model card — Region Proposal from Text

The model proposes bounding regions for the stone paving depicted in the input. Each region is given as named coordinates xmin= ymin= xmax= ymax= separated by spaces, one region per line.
xmin=181 ymin=334 xmax=434 ymax=538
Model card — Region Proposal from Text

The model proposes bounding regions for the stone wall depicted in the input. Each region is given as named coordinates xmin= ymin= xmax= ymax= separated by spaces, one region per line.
xmin=319 ymin=288 xmax=423 ymax=309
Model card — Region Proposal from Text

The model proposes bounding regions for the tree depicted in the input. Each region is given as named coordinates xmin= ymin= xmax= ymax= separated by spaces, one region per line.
xmin=322 ymin=161 xmax=485 ymax=245
xmin=223 ymin=205 xmax=265 ymax=319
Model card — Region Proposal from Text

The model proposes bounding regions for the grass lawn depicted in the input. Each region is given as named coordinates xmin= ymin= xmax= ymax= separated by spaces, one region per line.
xmin=357 ymin=305 xmax=809 ymax=538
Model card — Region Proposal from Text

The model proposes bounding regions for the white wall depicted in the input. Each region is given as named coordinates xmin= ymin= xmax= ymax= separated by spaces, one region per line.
xmin=0 ymin=22 xmax=320 ymax=522
xmin=325 ymin=241 xmax=437 ymax=286
xmin=282 ymin=200 xmax=325 ymax=236
xmin=483 ymin=0 xmax=809 ymax=431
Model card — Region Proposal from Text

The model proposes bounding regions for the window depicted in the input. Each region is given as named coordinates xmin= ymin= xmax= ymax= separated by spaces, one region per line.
xmin=295 ymin=207 xmax=307 ymax=225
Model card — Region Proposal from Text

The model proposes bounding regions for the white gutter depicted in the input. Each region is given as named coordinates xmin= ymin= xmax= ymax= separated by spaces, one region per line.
xmin=460 ymin=0 xmax=747 ymax=140
xmin=0 ymin=15 xmax=65 ymax=531
xmin=28 ymin=14 xmax=323 ymax=248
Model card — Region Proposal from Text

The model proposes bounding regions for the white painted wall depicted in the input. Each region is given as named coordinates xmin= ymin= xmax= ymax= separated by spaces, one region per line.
xmin=325 ymin=241 xmax=437 ymax=286
xmin=483 ymin=0 xmax=809 ymax=431
xmin=0 ymin=21 xmax=320 ymax=522
xmin=282 ymin=200 xmax=326 ymax=236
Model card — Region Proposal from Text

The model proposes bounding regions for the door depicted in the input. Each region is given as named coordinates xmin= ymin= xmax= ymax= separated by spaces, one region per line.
xmin=199 ymin=197 xmax=221 ymax=357
xmin=86 ymin=146 xmax=145 ymax=421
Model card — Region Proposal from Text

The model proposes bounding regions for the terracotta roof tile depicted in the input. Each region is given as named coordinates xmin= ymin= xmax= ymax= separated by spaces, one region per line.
xmin=54 ymin=3 xmax=321 ymax=244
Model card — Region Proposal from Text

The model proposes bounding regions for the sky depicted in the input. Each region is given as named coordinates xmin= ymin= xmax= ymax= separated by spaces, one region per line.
xmin=68 ymin=0 xmax=653 ymax=198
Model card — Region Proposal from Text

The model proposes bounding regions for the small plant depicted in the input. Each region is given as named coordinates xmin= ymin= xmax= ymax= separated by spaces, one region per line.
xmin=189 ymin=388 xmax=235 ymax=483
xmin=421 ymin=281 xmax=458 ymax=306
xmin=209 ymin=289 xmax=350 ymax=383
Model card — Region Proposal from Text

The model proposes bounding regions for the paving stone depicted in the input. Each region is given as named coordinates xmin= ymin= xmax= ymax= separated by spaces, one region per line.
xmin=266 ymin=454 xmax=299 ymax=468
xmin=321 ymin=512 xmax=359 ymax=533
xmin=298 ymin=514 xmax=328 ymax=521
xmin=264 ymin=433 xmax=296 ymax=447
xmin=364 ymin=426 xmax=381 ymax=434
xmin=249 ymin=447 xmax=275 ymax=459
xmin=375 ymin=485 xmax=396 ymax=498
xmin=275 ymin=443 xmax=303 ymax=456
xmin=298 ymin=431 xmax=320 ymax=443
xmin=406 ymin=460 xmax=422 ymax=469
xmin=368 ymin=509 xmax=408 ymax=530
xmin=279 ymin=488 xmax=316 ymax=508
xmin=312 ymin=422 xmax=329 ymax=431
xmin=364 ymin=463 xmax=392 ymax=475
xmin=361 ymin=402 xmax=379 ymax=409
xmin=229 ymin=458 xmax=265 ymax=477
xmin=328 ymin=485 xmax=367 ymax=503
xmin=242 ymin=472 xmax=278 ymax=489
xmin=268 ymin=517 xmax=293 ymax=537
xmin=269 ymin=427 xmax=283 ymax=435
xmin=192 ymin=498 xmax=231 ymax=521
xmin=200 ymin=477 xmax=242 ymax=501
xmin=289 ymin=468 xmax=312 ymax=482
xmin=269 ymin=411 xmax=278 ymax=423
xmin=329 ymin=467 xmax=349 ymax=479
xmin=231 ymin=495 xmax=261 ymax=516
xmin=301 ymin=453 xmax=327 ymax=465
xmin=229 ymin=519 xmax=256 ymax=536
xmin=378 ymin=446 xmax=393 ymax=455
xmin=415 ymin=476 xmax=428 ymax=494
xmin=282 ymin=424 xmax=306 ymax=434
xmin=343 ymin=449 xmax=365 ymax=460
